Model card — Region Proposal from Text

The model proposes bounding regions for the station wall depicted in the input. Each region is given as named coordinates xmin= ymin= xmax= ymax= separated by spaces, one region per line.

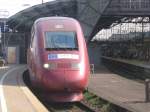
xmin=88 ymin=43 xmax=102 ymax=69
xmin=2 ymin=33 xmax=26 ymax=64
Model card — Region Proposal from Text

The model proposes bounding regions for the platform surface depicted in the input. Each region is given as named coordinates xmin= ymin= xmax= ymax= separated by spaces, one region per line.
xmin=0 ymin=65 xmax=48 ymax=112
xmin=102 ymin=56 xmax=150 ymax=69
xmin=88 ymin=65 xmax=150 ymax=112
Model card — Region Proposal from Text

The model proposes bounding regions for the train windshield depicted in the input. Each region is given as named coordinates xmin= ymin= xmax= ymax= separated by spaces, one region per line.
xmin=45 ymin=32 xmax=78 ymax=50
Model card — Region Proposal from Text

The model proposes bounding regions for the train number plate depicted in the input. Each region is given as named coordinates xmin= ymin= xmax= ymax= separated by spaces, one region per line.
xmin=48 ymin=54 xmax=79 ymax=60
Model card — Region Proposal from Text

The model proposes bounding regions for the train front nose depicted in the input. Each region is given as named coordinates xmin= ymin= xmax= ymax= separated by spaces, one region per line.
xmin=64 ymin=70 xmax=86 ymax=91
xmin=42 ymin=63 xmax=87 ymax=92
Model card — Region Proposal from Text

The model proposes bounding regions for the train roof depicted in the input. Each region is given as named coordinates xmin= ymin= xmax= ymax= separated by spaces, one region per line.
xmin=34 ymin=17 xmax=78 ymax=25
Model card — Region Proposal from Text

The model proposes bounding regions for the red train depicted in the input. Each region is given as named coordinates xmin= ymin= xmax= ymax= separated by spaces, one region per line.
xmin=27 ymin=17 xmax=90 ymax=102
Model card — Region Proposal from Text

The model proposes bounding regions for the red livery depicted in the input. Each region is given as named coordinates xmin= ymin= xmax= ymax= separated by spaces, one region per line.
xmin=27 ymin=17 xmax=90 ymax=102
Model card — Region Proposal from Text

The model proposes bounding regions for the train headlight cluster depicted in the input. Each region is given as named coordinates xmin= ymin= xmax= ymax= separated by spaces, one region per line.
xmin=43 ymin=63 xmax=81 ymax=70
xmin=71 ymin=63 xmax=81 ymax=70
xmin=43 ymin=63 xmax=50 ymax=69
xmin=43 ymin=63 xmax=57 ymax=69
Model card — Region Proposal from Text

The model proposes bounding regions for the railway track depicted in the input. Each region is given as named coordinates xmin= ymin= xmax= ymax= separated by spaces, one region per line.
xmin=102 ymin=57 xmax=146 ymax=82
xmin=23 ymin=70 xmax=100 ymax=112
xmin=105 ymin=63 xmax=143 ymax=83
xmin=23 ymin=69 xmax=131 ymax=112
xmin=45 ymin=101 xmax=99 ymax=112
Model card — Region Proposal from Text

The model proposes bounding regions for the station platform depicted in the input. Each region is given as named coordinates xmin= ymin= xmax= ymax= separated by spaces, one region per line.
xmin=101 ymin=56 xmax=150 ymax=69
xmin=0 ymin=65 xmax=48 ymax=112
xmin=88 ymin=65 xmax=150 ymax=112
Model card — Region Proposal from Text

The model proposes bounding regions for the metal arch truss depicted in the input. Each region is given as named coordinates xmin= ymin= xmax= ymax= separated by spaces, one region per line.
xmin=111 ymin=17 xmax=150 ymax=28
xmin=86 ymin=0 xmax=113 ymax=43
xmin=77 ymin=0 xmax=113 ymax=43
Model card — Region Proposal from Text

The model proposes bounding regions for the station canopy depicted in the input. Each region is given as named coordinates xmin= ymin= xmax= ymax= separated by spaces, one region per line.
xmin=7 ymin=0 xmax=76 ymax=32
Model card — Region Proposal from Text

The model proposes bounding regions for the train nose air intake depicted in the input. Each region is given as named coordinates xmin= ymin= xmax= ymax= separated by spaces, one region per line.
xmin=64 ymin=87 xmax=71 ymax=92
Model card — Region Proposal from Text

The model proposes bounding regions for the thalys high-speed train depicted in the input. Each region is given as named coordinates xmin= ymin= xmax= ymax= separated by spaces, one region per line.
xmin=27 ymin=17 xmax=90 ymax=102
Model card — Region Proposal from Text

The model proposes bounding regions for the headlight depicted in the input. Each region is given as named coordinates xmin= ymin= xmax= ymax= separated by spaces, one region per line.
xmin=43 ymin=63 xmax=50 ymax=69
xmin=43 ymin=63 xmax=57 ymax=69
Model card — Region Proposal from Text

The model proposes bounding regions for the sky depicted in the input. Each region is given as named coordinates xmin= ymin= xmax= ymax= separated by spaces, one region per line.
xmin=0 ymin=0 xmax=55 ymax=18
